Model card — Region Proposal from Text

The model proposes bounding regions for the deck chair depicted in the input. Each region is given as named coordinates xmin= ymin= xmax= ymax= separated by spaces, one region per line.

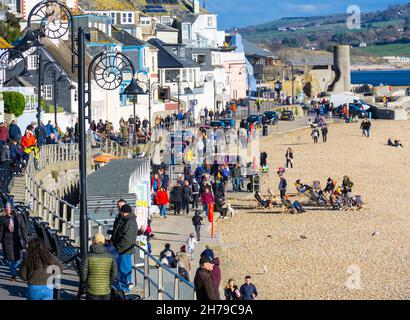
xmin=352 ymin=195 xmax=364 ymax=210
xmin=280 ymin=198 xmax=296 ymax=214
xmin=254 ymin=194 xmax=272 ymax=210
xmin=312 ymin=180 xmax=322 ymax=191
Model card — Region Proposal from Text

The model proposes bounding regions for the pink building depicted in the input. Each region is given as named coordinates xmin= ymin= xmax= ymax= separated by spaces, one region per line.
xmin=223 ymin=52 xmax=247 ymax=100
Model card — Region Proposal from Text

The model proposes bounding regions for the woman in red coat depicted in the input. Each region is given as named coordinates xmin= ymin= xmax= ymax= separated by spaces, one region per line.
xmin=156 ymin=187 xmax=169 ymax=218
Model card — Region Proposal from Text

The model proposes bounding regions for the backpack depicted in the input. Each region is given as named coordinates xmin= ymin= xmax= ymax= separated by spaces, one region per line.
xmin=192 ymin=215 xmax=202 ymax=226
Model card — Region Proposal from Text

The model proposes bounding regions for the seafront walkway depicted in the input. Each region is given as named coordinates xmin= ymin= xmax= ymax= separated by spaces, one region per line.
xmin=0 ymin=110 xmax=327 ymax=300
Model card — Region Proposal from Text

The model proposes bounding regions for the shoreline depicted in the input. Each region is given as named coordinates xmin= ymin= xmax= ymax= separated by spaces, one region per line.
xmin=351 ymin=65 xmax=410 ymax=72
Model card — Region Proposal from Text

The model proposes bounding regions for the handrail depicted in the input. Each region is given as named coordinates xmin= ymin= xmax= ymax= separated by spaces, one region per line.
xmin=85 ymin=220 xmax=196 ymax=300
xmin=134 ymin=244 xmax=195 ymax=289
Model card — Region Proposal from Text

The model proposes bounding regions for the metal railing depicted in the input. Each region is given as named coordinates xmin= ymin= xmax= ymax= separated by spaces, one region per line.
xmin=24 ymin=144 xmax=86 ymax=243
xmin=87 ymin=218 xmax=196 ymax=300
xmin=22 ymin=141 xmax=196 ymax=300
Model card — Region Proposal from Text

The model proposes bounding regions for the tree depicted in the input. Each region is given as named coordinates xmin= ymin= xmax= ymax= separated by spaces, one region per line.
xmin=3 ymin=91 xmax=26 ymax=117
xmin=0 ymin=12 xmax=21 ymax=43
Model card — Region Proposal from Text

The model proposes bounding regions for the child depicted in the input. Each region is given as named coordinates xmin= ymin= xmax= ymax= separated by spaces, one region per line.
xmin=186 ymin=233 xmax=198 ymax=261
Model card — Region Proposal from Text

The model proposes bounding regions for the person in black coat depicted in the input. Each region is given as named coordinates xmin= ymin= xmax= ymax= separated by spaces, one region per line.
xmin=170 ymin=183 xmax=183 ymax=215
xmin=181 ymin=181 xmax=192 ymax=215
xmin=0 ymin=202 xmax=27 ymax=281
xmin=260 ymin=150 xmax=268 ymax=168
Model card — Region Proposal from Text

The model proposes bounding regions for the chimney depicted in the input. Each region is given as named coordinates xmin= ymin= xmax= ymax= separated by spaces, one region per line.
xmin=193 ymin=0 xmax=200 ymax=14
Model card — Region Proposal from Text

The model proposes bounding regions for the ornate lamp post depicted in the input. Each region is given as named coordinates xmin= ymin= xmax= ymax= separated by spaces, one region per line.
xmin=21 ymin=0 xmax=139 ymax=257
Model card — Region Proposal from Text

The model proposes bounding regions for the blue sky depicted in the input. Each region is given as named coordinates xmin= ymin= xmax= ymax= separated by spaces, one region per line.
xmin=205 ymin=0 xmax=410 ymax=29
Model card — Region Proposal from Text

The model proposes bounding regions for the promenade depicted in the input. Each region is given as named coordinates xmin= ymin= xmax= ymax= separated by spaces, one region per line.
xmin=0 ymin=112 xmax=318 ymax=300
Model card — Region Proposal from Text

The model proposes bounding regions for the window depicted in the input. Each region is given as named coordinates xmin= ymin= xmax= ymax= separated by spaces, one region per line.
xmin=207 ymin=16 xmax=215 ymax=28
xmin=42 ymin=85 xmax=53 ymax=100
xmin=192 ymin=54 xmax=206 ymax=65
xmin=182 ymin=69 xmax=187 ymax=81
xmin=179 ymin=47 xmax=185 ymax=59
xmin=121 ymin=13 xmax=127 ymax=24
xmin=181 ymin=22 xmax=191 ymax=44
xmin=165 ymin=70 xmax=179 ymax=83
xmin=110 ymin=13 xmax=116 ymax=24
xmin=161 ymin=16 xmax=173 ymax=26
xmin=27 ymin=55 xmax=37 ymax=70
xmin=128 ymin=13 xmax=133 ymax=24
xmin=188 ymin=69 xmax=193 ymax=82
xmin=74 ymin=89 xmax=78 ymax=102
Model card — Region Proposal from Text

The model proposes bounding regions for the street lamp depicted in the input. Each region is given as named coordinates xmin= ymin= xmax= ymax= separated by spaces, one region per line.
xmin=204 ymin=73 xmax=226 ymax=114
xmin=239 ymin=67 xmax=255 ymax=116
xmin=285 ymin=62 xmax=295 ymax=104
xmin=120 ymin=77 xmax=147 ymax=146
xmin=132 ymin=71 xmax=162 ymax=134
xmin=0 ymin=49 xmax=33 ymax=85
xmin=43 ymin=61 xmax=74 ymax=127
xmin=23 ymin=0 xmax=138 ymax=259
xmin=175 ymin=74 xmax=192 ymax=112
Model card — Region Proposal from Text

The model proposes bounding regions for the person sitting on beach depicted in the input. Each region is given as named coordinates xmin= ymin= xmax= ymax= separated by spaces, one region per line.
xmin=295 ymin=179 xmax=312 ymax=194
xmin=394 ymin=139 xmax=404 ymax=148
xmin=324 ymin=178 xmax=336 ymax=193
xmin=388 ymin=138 xmax=394 ymax=146
xmin=329 ymin=192 xmax=341 ymax=210
xmin=254 ymin=192 xmax=274 ymax=209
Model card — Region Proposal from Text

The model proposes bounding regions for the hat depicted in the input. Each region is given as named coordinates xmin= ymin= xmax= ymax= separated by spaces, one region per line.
xmin=94 ymin=233 xmax=105 ymax=244
xmin=200 ymin=255 xmax=216 ymax=265
xmin=120 ymin=204 xmax=132 ymax=214
xmin=5 ymin=202 xmax=12 ymax=209
xmin=190 ymin=233 xmax=195 ymax=237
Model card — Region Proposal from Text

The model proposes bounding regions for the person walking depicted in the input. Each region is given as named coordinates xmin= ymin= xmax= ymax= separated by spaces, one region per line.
xmin=186 ymin=233 xmax=198 ymax=261
xmin=231 ymin=163 xmax=241 ymax=192
xmin=19 ymin=238 xmax=63 ymax=300
xmin=285 ymin=148 xmax=294 ymax=169
xmin=194 ymin=256 xmax=220 ymax=300
xmin=182 ymin=180 xmax=192 ymax=215
xmin=365 ymin=119 xmax=371 ymax=138
xmin=191 ymin=179 xmax=200 ymax=209
xmin=224 ymin=279 xmax=241 ymax=300
xmin=170 ymin=182 xmax=183 ymax=215
xmin=80 ymin=234 xmax=117 ymax=300
xmin=111 ymin=204 xmax=137 ymax=292
xmin=201 ymin=187 xmax=214 ymax=217
xmin=155 ymin=187 xmax=169 ymax=218
xmin=192 ymin=211 xmax=203 ymax=242
xmin=278 ymin=175 xmax=287 ymax=199
xmin=240 ymin=275 xmax=258 ymax=300
xmin=0 ymin=202 xmax=27 ymax=281
xmin=321 ymin=124 xmax=328 ymax=143
xmin=260 ymin=150 xmax=268 ymax=169
xmin=311 ymin=127 xmax=320 ymax=143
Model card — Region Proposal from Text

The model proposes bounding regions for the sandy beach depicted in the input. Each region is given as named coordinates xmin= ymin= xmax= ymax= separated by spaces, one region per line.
xmin=218 ymin=120 xmax=410 ymax=299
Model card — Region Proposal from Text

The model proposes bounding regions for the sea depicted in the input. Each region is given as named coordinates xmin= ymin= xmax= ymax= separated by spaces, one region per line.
xmin=351 ymin=70 xmax=410 ymax=86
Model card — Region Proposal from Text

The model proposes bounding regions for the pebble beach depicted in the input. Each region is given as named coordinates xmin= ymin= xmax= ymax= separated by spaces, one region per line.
xmin=218 ymin=120 xmax=410 ymax=299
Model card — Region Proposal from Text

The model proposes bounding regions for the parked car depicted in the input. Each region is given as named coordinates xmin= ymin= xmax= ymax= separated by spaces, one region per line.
xmin=280 ymin=110 xmax=295 ymax=121
xmin=263 ymin=111 xmax=279 ymax=125
xmin=210 ymin=120 xmax=225 ymax=129
xmin=220 ymin=118 xmax=236 ymax=129
xmin=246 ymin=114 xmax=262 ymax=125
xmin=334 ymin=103 xmax=369 ymax=118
